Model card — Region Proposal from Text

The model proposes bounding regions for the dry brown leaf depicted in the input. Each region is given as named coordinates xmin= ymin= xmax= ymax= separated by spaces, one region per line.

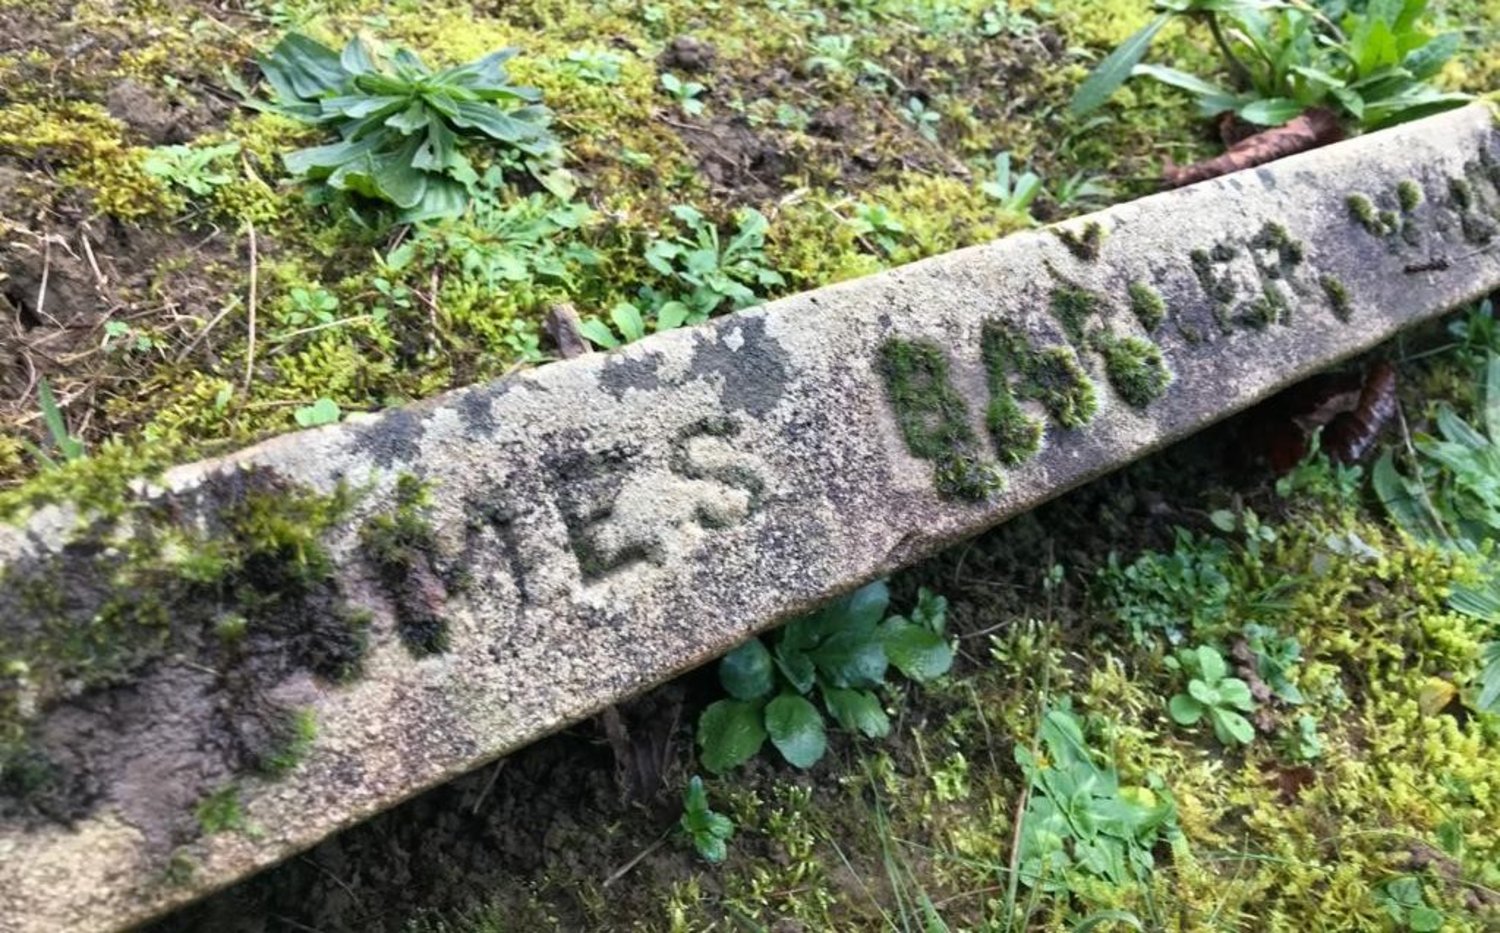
xmin=1164 ymin=108 xmax=1344 ymax=189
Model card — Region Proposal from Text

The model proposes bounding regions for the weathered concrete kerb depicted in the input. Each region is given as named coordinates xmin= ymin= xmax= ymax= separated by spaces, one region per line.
xmin=3 ymin=106 xmax=1499 ymax=932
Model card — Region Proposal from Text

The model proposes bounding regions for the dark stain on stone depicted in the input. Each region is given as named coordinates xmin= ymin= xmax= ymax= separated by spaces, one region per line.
xmin=456 ymin=380 xmax=516 ymax=438
xmin=687 ymin=316 xmax=791 ymax=418
xmin=355 ymin=408 xmax=425 ymax=469
xmin=599 ymin=351 xmax=665 ymax=401
xmin=0 ymin=467 xmax=369 ymax=841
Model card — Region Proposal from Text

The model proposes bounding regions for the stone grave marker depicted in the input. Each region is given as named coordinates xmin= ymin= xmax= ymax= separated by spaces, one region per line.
xmin=2 ymin=104 xmax=1498 ymax=933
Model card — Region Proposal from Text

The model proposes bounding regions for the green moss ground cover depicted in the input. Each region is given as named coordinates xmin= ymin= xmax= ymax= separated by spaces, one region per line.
xmin=3 ymin=0 xmax=1489 ymax=510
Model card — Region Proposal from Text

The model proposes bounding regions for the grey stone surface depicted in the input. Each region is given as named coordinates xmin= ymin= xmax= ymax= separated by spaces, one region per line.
xmin=3 ymin=104 xmax=1499 ymax=933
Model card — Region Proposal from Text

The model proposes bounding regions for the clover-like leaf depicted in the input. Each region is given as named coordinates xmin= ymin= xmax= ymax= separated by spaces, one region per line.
xmin=1168 ymin=693 xmax=1203 ymax=726
xmin=1209 ymin=707 xmax=1255 ymax=746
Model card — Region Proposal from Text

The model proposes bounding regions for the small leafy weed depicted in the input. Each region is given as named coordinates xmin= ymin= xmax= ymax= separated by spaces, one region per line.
xmin=659 ymin=72 xmax=706 ymax=116
xmin=255 ymin=33 xmax=560 ymax=223
xmin=1015 ymin=705 xmax=1184 ymax=892
xmin=1375 ymin=876 xmax=1444 ymax=932
xmin=142 ymin=141 xmax=242 ymax=197
xmin=696 ymin=582 xmax=952 ymax=773
xmin=1167 ymin=645 xmax=1257 ymax=746
xmin=679 ymin=775 xmax=734 ymax=863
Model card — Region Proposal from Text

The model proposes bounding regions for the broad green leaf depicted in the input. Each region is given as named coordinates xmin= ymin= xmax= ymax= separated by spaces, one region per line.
xmin=282 ymin=134 xmax=386 ymax=178
xmin=1436 ymin=405 xmax=1488 ymax=450
xmin=1237 ymin=97 xmax=1305 ymax=126
xmin=704 ymin=812 xmax=733 ymax=840
xmin=448 ymin=99 xmax=548 ymax=143
xmin=1373 ymin=450 xmax=1442 ymax=541
xmin=401 ymin=176 xmax=469 ymax=223
xmin=810 ymin=630 xmax=889 ymax=689
xmin=682 ymin=774 xmax=709 ymax=813
xmin=1408 ymin=906 xmax=1443 ymax=932
xmin=369 ymin=139 xmax=429 ymax=209
xmin=1069 ymin=13 xmax=1172 ymax=116
xmin=385 ymin=101 xmax=431 ymax=134
xmin=339 ymin=37 xmax=376 ymax=75
xmin=1476 ymin=642 xmax=1500 ymax=713
xmin=1289 ymin=65 xmax=1347 ymax=89
xmin=1132 ymin=63 xmax=1234 ymax=98
xmin=1450 ymin=581 xmax=1500 ymax=621
xmin=1217 ymin=678 xmax=1256 ymax=711
xmin=577 ymin=318 xmax=620 ymax=349
xmin=694 ymin=834 xmax=727 ymax=862
xmin=1403 ymin=32 xmax=1459 ymax=80
xmin=879 ymin=618 xmax=953 ymax=683
xmin=321 ymin=93 xmax=408 ymax=121
xmin=765 ymin=694 xmax=827 ymax=768
xmin=1196 ymin=645 xmax=1227 ymax=683
xmin=610 ymin=302 xmax=646 ymax=342
xmin=775 ymin=643 xmax=817 ymax=694
xmin=1209 ymin=708 xmax=1255 ymax=745
xmin=697 ymin=699 xmax=767 ymax=774
xmin=293 ymin=397 xmax=341 ymax=427
xmin=412 ymin=121 xmax=458 ymax=172
xmin=822 ymin=687 xmax=890 ymax=738
xmin=1188 ymin=679 xmax=1219 ymax=706
xmin=261 ymin=33 xmax=347 ymax=102
xmin=842 ymin=579 xmax=891 ymax=630
xmin=719 ymin=638 xmax=775 ymax=701
xmin=1168 ymin=693 xmax=1203 ymax=725
xmin=655 ymin=301 xmax=691 ymax=331
xmin=1332 ymin=87 xmax=1366 ymax=120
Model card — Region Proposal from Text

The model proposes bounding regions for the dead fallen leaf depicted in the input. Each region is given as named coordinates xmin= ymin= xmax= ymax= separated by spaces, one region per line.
xmin=1164 ymin=108 xmax=1344 ymax=189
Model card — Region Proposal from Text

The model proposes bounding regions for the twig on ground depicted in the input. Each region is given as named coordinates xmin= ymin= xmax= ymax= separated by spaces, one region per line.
xmin=470 ymin=758 xmax=508 ymax=815
xmin=603 ymin=832 xmax=669 ymax=888
xmin=175 ymin=296 xmax=243 ymax=362
xmin=242 ymin=221 xmax=258 ymax=394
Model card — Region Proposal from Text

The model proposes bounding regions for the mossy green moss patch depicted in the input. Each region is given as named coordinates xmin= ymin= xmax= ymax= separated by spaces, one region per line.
xmin=877 ymin=338 xmax=1001 ymax=501
xmin=1094 ymin=333 xmax=1172 ymax=408
xmin=1127 ymin=280 xmax=1167 ymax=333
xmin=982 ymin=320 xmax=1097 ymax=430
